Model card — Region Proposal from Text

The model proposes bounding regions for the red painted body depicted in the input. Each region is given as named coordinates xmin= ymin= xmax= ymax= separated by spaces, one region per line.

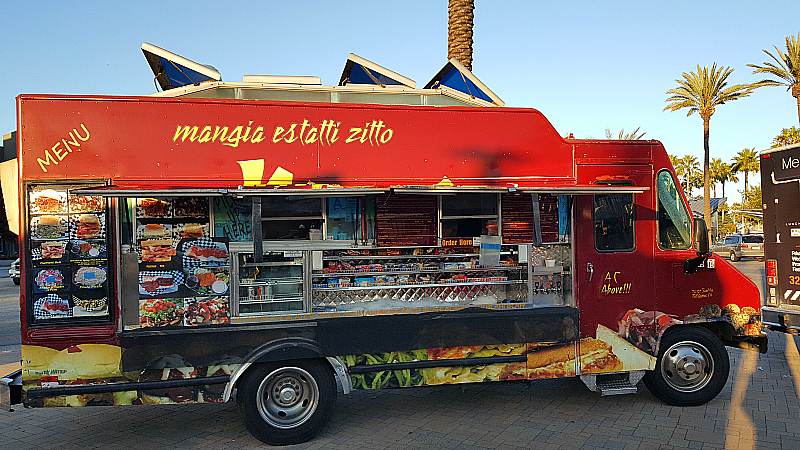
xmin=16 ymin=94 xmax=762 ymax=350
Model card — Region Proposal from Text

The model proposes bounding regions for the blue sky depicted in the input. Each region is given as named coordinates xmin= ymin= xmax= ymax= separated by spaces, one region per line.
xmin=2 ymin=1 xmax=798 ymax=203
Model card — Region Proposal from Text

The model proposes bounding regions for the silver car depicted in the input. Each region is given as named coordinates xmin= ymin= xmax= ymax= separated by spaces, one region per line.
xmin=8 ymin=258 xmax=20 ymax=285
xmin=712 ymin=234 xmax=764 ymax=262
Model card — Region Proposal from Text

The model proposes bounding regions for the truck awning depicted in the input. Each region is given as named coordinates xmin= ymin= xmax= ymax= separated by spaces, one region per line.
xmin=73 ymin=184 xmax=647 ymax=197
xmin=70 ymin=185 xmax=389 ymax=197
xmin=391 ymin=185 xmax=649 ymax=195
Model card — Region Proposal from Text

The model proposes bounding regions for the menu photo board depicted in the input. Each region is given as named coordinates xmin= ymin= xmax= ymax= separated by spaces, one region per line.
xmin=134 ymin=196 xmax=230 ymax=328
xmin=28 ymin=186 xmax=110 ymax=322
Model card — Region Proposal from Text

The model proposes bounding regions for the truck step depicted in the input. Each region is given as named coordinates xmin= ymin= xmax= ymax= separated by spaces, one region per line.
xmin=596 ymin=377 xmax=638 ymax=396
xmin=580 ymin=371 xmax=644 ymax=396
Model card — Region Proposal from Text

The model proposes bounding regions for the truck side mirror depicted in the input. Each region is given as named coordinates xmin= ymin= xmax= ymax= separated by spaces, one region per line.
xmin=685 ymin=218 xmax=711 ymax=274
xmin=694 ymin=218 xmax=709 ymax=255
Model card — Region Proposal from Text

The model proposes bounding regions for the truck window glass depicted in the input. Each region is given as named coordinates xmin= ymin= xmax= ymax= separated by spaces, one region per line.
xmin=441 ymin=193 xmax=498 ymax=238
xmin=593 ymin=191 xmax=635 ymax=252
xmin=656 ymin=170 xmax=691 ymax=250
xmin=261 ymin=196 xmax=323 ymax=240
xmin=326 ymin=196 xmax=375 ymax=241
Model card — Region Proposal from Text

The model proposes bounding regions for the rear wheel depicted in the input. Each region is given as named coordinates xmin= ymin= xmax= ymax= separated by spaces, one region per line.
xmin=237 ymin=359 xmax=337 ymax=446
xmin=729 ymin=251 xmax=739 ymax=262
xmin=12 ymin=278 xmax=19 ymax=285
xmin=643 ymin=326 xmax=729 ymax=406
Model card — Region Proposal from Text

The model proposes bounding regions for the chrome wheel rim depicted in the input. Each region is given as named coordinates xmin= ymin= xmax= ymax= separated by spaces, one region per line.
xmin=256 ymin=367 xmax=319 ymax=429
xmin=660 ymin=340 xmax=714 ymax=393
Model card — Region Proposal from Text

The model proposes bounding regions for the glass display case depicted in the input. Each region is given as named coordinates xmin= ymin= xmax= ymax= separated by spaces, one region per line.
xmin=236 ymin=252 xmax=307 ymax=315
xmin=310 ymin=247 xmax=531 ymax=311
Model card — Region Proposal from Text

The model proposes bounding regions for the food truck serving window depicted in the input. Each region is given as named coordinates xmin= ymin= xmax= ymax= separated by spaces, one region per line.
xmin=261 ymin=196 xmax=323 ymax=240
xmin=593 ymin=182 xmax=635 ymax=252
xmin=656 ymin=170 xmax=692 ymax=250
xmin=441 ymin=193 xmax=498 ymax=238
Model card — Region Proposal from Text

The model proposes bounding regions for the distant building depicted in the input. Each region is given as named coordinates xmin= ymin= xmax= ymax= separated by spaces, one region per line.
xmin=688 ymin=197 xmax=726 ymax=239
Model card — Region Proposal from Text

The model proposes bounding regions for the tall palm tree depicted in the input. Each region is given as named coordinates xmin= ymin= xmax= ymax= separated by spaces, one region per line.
xmin=604 ymin=127 xmax=647 ymax=140
xmin=448 ymin=0 xmax=474 ymax=70
xmin=711 ymin=159 xmax=738 ymax=198
xmin=686 ymin=156 xmax=703 ymax=197
xmin=772 ymin=126 xmax=800 ymax=147
xmin=664 ymin=64 xmax=755 ymax=239
xmin=709 ymin=158 xmax=725 ymax=197
xmin=731 ymin=147 xmax=760 ymax=194
xmin=749 ymin=34 xmax=800 ymax=124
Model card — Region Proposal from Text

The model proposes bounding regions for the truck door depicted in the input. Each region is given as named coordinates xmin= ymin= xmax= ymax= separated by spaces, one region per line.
xmin=574 ymin=165 xmax=655 ymax=354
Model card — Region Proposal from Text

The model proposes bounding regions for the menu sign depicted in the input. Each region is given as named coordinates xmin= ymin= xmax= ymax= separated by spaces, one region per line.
xmin=771 ymin=146 xmax=800 ymax=182
xmin=501 ymin=193 xmax=559 ymax=244
xmin=135 ymin=197 xmax=231 ymax=328
xmin=28 ymin=186 xmax=110 ymax=321
xmin=376 ymin=194 xmax=437 ymax=246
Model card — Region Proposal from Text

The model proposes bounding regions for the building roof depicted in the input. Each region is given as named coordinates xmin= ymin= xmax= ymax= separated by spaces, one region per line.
xmin=688 ymin=197 xmax=727 ymax=218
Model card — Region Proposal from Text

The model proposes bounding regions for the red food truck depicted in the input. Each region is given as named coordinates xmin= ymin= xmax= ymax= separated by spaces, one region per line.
xmin=760 ymin=143 xmax=800 ymax=333
xmin=4 ymin=87 xmax=766 ymax=445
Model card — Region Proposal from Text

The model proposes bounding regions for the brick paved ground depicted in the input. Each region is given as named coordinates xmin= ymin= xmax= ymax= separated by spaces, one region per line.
xmin=0 ymin=330 xmax=798 ymax=449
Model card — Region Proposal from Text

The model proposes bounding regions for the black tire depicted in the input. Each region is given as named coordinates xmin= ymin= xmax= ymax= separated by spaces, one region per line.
xmin=729 ymin=251 xmax=739 ymax=262
xmin=237 ymin=359 xmax=336 ymax=446
xmin=12 ymin=278 xmax=19 ymax=285
xmin=643 ymin=326 xmax=729 ymax=406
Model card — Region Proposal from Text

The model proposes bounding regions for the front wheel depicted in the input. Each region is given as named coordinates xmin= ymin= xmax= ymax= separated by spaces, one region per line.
xmin=643 ymin=326 xmax=729 ymax=406
xmin=237 ymin=359 xmax=337 ymax=446
xmin=730 ymin=251 xmax=739 ymax=262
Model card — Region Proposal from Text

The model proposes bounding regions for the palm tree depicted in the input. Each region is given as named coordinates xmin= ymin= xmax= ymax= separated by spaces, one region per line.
xmin=448 ymin=0 xmax=474 ymax=70
xmin=711 ymin=159 xmax=738 ymax=198
xmin=684 ymin=155 xmax=702 ymax=197
xmin=731 ymin=147 xmax=760 ymax=194
xmin=664 ymin=64 xmax=754 ymax=239
xmin=772 ymin=126 xmax=800 ymax=147
xmin=673 ymin=154 xmax=699 ymax=196
xmin=604 ymin=127 xmax=647 ymax=140
xmin=709 ymin=158 xmax=725 ymax=197
xmin=749 ymin=34 xmax=800 ymax=124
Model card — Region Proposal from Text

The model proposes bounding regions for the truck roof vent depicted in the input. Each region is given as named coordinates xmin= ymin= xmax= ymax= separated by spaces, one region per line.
xmin=141 ymin=42 xmax=221 ymax=91
xmin=339 ymin=53 xmax=416 ymax=88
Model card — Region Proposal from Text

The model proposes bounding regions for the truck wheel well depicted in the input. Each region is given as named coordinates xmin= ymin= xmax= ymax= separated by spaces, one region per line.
xmin=662 ymin=322 xmax=737 ymax=349
xmin=225 ymin=339 xmax=349 ymax=402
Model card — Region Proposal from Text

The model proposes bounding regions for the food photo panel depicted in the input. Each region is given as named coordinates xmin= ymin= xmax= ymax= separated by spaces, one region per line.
xmin=71 ymin=264 xmax=108 ymax=291
xmin=139 ymin=298 xmax=185 ymax=328
xmin=33 ymin=266 xmax=70 ymax=293
xmin=139 ymin=270 xmax=184 ymax=298
xmin=179 ymin=237 xmax=229 ymax=267
xmin=136 ymin=198 xmax=172 ymax=218
xmin=31 ymin=215 xmax=69 ymax=240
xmin=137 ymin=223 xmax=172 ymax=241
xmin=174 ymin=222 xmax=208 ymax=240
xmin=31 ymin=240 xmax=69 ymax=266
xmin=30 ymin=189 xmax=67 ymax=214
xmin=70 ymin=213 xmax=106 ymax=240
xmin=185 ymin=297 xmax=230 ymax=326
xmin=68 ymin=194 xmax=104 ymax=213
xmin=139 ymin=238 xmax=180 ymax=271
xmin=72 ymin=291 xmax=108 ymax=317
xmin=68 ymin=240 xmax=107 ymax=260
xmin=172 ymin=197 xmax=209 ymax=218
xmin=184 ymin=267 xmax=229 ymax=296
xmin=33 ymin=293 xmax=72 ymax=320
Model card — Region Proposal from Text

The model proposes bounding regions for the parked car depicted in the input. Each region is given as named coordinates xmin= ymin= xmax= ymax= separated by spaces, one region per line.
xmin=8 ymin=258 xmax=20 ymax=285
xmin=712 ymin=234 xmax=764 ymax=261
